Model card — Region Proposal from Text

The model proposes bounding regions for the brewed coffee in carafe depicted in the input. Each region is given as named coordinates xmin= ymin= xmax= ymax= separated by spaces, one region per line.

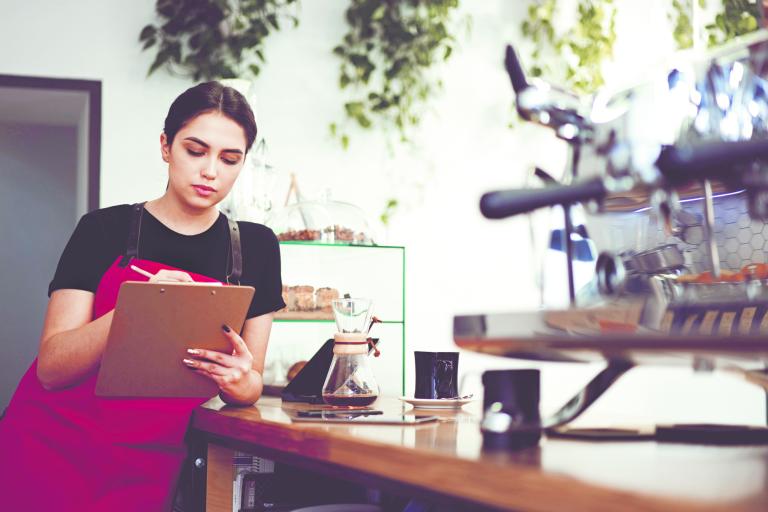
xmin=322 ymin=297 xmax=380 ymax=407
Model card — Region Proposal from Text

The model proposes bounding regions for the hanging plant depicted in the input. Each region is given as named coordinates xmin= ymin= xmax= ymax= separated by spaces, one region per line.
xmin=520 ymin=0 xmax=617 ymax=95
xmin=669 ymin=1 xmax=761 ymax=50
xmin=705 ymin=0 xmax=761 ymax=47
xmin=330 ymin=0 xmax=461 ymax=148
xmin=139 ymin=0 xmax=299 ymax=81
xmin=669 ymin=0 xmax=701 ymax=50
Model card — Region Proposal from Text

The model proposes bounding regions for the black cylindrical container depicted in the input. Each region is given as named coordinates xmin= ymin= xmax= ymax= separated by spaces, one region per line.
xmin=413 ymin=351 xmax=459 ymax=399
xmin=481 ymin=369 xmax=541 ymax=450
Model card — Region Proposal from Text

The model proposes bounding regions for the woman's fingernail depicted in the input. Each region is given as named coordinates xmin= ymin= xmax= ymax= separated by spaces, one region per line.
xmin=222 ymin=324 xmax=231 ymax=333
xmin=187 ymin=349 xmax=201 ymax=355
xmin=183 ymin=358 xmax=196 ymax=366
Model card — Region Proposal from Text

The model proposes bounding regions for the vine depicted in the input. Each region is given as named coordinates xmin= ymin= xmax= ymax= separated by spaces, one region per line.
xmin=705 ymin=0 xmax=761 ymax=47
xmin=669 ymin=0 xmax=701 ymax=49
xmin=669 ymin=0 xmax=761 ymax=50
xmin=330 ymin=0 xmax=461 ymax=148
xmin=139 ymin=0 xmax=299 ymax=81
xmin=520 ymin=0 xmax=617 ymax=95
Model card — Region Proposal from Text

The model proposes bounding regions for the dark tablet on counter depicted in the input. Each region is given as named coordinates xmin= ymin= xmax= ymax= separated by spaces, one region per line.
xmin=290 ymin=410 xmax=438 ymax=425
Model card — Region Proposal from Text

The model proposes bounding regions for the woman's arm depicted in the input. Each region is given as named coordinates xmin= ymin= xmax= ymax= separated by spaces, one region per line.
xmin=38 ymin=269 xmax=195 ymax=390
xmin=37 ymin=289 xmax=112 ymax=390
xmin=185 ymin=313 xmax=274 ymax=406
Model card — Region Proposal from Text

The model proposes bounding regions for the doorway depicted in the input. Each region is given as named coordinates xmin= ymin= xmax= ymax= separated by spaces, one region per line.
xmin=0 ymin=75 xmax=100 ymax=410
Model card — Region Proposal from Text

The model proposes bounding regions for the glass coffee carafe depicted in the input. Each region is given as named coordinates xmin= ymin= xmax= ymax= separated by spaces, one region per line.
xmin=321 ymin=297 xmax=380 ymax=407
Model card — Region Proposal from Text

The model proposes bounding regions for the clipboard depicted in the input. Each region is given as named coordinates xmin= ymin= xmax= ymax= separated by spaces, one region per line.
xmin=96 ymin=281 xmax=255 ymax=398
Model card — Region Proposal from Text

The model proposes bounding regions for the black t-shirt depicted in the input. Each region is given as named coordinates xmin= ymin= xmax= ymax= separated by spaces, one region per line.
xmin=48 ymin=204 xmax=286 ymax=319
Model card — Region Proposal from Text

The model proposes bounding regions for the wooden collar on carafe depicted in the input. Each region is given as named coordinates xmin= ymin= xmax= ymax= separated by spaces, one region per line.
xmin=333 ymin=332 xmax=380 ymax=357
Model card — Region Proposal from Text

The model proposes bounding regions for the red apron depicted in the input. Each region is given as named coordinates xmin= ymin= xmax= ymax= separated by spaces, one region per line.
xmin=0 ymin=203 xmax=242 ymax=511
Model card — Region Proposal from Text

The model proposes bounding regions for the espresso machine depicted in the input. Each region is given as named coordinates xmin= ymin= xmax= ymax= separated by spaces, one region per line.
xmin=455 ymin=29 xmax=768 ymax=440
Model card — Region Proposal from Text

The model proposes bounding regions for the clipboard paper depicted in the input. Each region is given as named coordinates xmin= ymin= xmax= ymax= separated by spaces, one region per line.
xmin=96 ymin=281 xmax=254 ymax=398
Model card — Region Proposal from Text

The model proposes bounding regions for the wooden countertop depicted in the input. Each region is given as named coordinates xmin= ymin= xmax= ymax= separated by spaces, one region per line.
xmin=192 ymin=396 xmax=768 ymax=512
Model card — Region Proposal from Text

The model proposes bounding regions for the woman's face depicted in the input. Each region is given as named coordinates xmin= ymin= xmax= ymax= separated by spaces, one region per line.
xmin=160 ymin=110 xmax=247 ymax=211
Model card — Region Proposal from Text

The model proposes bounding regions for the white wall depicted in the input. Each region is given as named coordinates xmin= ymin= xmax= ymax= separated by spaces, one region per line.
xmin=1 ymin=0 xmax=763 ymax=425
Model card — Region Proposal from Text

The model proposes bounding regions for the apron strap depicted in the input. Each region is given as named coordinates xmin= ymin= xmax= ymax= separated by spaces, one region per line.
xmin=119 ymin=202 xmax=145 ymax=267
xmin=120 ymin=202 xmax=242 ymax=284
xmin=226 ymin=216 xmax=242 ymax=285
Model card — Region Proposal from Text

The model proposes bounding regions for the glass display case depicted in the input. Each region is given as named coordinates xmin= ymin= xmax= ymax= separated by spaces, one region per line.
xmin=266 ymin=196 xmax=376 ymax=245
xmin=264 ymin=242 xmax=405 ymax=397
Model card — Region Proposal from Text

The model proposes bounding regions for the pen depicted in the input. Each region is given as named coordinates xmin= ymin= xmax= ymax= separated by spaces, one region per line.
xmin=130 ymin=263 xmax=223 ymax=286
xmin=130 ymin=264 xmax=155 ymax=280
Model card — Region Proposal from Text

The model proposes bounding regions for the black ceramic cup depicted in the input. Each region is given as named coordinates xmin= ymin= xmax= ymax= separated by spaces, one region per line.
xmin=413 ymin=351 xmax=459 ymax=399
xmin=481 ymin=369 xmax=541 ymax=450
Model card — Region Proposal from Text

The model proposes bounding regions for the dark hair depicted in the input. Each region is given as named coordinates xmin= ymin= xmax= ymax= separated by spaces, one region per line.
xmin=163 ymin=81 xmax=257 ymax=152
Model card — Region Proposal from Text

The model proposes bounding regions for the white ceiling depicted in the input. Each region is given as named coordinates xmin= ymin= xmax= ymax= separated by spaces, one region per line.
xmin=0 ymin=86 xmax=88 ymax=126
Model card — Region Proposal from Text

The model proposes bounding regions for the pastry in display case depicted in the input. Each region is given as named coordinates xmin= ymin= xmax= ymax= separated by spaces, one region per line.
xmin=315 ymin=287 xmax=340 ymax=312
xmin=277 ymin=285 xmax=341 ymax=320
xmin=268 ymin=199 xmax=374 ymax=245
xmin=267 ymin=176 xmax=375 ymax=245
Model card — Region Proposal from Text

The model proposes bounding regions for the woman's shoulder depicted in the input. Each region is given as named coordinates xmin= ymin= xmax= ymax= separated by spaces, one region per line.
xmin=82 ymin=203 xmax=134 ymax=224
xmin=76 ymin=204 xmax=134 ymax=241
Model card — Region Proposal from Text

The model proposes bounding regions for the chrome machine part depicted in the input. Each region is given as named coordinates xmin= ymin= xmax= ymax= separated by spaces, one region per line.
xmin=596 ymin=251 xmax=627 ymax=296
xmin=702 ymin=180 xmax=721 ymax=278
xmin=581 ymin=31 xmax=768 ymax=213
xmin=484 ymin=35 xmax=768 ymax=311
xmin=542 ymin=360 xmax=634 ymax=430
xmin=506 ymin=46 xmax=593 ymax=143
xmin=631 ymin=244 xmax=685 ymax=274
xmin=671 ymin=209 xmax=704 ymax=244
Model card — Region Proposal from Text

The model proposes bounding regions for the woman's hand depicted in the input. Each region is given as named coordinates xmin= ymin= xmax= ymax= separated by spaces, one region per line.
xmin=183 ymin=324 xmax=260 ymax=404
xmin=148 ymin=269 xmax=194 ymax=283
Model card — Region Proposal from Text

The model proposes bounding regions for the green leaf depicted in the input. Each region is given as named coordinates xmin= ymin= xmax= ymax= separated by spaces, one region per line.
xmin=341 ymin=134 xmax=350 ymax=150
xmin=372 ymin=4 xmax=386 ymax=20
xmin=157 ymin=0 xmax=176 ymax=18
xmin=168 ymin=41 xmax=181 ymax=63
xmin=355 ymin=113 xmax=372 ymax=129
xmin=249 ymin=63 xmax=261 ymax=76
xmin=349 ymin=53 xmax=371 ymax=68
xmin=148 ymin=48 xmax=171 ymax=76
xmin=139 ymin=24 xmax=156 ymax=42
xmin=371 ymin=98 xmax=390 ymax=111
xmin=329 ymin=122 xmax=337 ymax=137
xmin=344 ymin=101 xmax=364 ymax=117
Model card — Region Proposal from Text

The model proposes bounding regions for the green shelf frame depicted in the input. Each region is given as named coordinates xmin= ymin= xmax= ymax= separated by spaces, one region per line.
xmin=277 ymin=242 xmax=406 ymax=394
xmin=274 ymin=319 xmax=403 ymax=324
xmin=279 ymin=241 xmax=405 ymax=250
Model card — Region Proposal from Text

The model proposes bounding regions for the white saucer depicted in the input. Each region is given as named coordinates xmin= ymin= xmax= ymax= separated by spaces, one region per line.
xmin=398 ymin=396 xmax=473 ymax=409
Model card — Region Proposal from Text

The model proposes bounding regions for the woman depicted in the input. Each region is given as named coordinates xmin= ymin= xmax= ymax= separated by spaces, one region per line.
xmin=0 ymin=82 xmax=285 ymax=511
